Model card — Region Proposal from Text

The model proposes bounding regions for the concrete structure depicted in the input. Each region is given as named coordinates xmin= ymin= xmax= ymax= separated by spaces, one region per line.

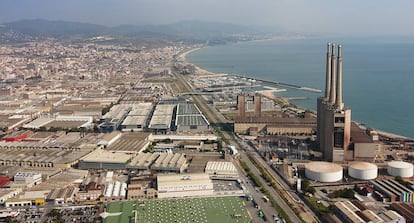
xmin=305 ymin=161 xmax=343 ymax=182
xmin=348 ymin=162 xmax=378 ymax=180
xmin=237 ymin=94 xmax=246 ymax=117
xmin=387 ymin=161 xmax=414 ymax=178
xmin=157 ymin=173 xmax=214 ymax=198
xmin=254 ymin=94 xmax=261 ymax=117
xmin=205 ymin=161 xmax=238 ymax=178
xmin=317 ymin=43 xmax=352 ymax=162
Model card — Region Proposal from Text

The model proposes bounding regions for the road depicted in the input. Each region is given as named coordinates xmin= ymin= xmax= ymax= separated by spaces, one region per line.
xmin=173 ymin=72 xmax=312 ymax=222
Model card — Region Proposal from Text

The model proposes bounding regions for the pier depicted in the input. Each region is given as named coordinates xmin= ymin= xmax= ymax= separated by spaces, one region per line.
xmin=231 ymin=74 xmax=322 ymax=93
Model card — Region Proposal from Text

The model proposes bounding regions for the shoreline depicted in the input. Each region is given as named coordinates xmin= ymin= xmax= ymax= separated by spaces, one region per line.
xmin=181 ymin=46 xmax=414 ymax=141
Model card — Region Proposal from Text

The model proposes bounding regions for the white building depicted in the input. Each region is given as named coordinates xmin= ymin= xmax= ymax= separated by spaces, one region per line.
xmin=14 ymin=172 xmax=42 ymax=188
xmin=157 ymin=173 xmax=213 ymax=198
xmin=205 ymin=161 xmax=238 ymax=178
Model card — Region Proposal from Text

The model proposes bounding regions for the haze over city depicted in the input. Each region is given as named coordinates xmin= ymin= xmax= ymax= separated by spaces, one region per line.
xmin=1 ymin=0 xmax=414 ymax=36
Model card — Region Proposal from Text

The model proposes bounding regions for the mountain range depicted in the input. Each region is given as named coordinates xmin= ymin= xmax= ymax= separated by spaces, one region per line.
xmin=0 ymin=19 xmax=275 ymax=43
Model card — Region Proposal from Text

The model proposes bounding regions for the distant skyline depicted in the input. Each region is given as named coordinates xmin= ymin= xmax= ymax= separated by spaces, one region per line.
xmin=1 ymin=0 xmax=414 ymax=36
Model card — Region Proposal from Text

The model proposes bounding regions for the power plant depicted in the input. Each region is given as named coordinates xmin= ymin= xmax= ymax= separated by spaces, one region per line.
xmin=317 ymin=43 xmax=352 ymax=162
xmin=237 ymin=93 xmax=262 ymax=118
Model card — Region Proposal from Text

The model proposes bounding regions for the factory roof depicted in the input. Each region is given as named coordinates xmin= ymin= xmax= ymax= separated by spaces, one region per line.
xmin=128 ymin=152 xmax=160 ymax=169
xmin=149 ymin=104 xmax=175 ymax=129
xmin=176 ymin=116 xmax=209 ymax=126
xmin=105 ymin=132 xmax=149 ymax=152
xmin=177 ymin=103 xmax=201 ymax=115
xmin=351 ymin=123 xmax=373 ymax=143
xmin=157 ymin=173 xmax=211 ymax=187
xmin=205 ymin=161 xmax=237 ymax=173
xmin=80 ymin=149 xmax=132 ymax=163
xmin=121 ymin=116 xmax=148 ymax=126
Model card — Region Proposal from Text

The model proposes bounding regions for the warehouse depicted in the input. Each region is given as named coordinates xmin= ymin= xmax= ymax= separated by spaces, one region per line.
xmin=175 ymin=103 xmax=209 ymax=132
xmin=120 ymin=103 xmax=153 ymax=131
xmin=127 ymin=153 xmax=160 ymax=170
xmin=150 ymin=153 xmax=187 ymax=173
xmin=205 ymin=161 xmax=238 ymax=178
xmin=99 ymin=104 xmax=131 ymax=132
xmin=78 ymin=149 xmax=132 ymax=170
xmin=148 ymin=104 xmax=176 ymax=133
xmin=157 ymin=173 xmax=214 ymax=198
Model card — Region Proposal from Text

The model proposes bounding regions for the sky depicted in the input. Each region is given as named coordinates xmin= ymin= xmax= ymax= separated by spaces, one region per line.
xmin=1 ymin=0 xmax=414 ymax=36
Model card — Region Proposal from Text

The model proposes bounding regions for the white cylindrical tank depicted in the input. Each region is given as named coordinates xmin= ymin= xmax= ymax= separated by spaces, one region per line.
xmin=305 ymin=161 xmax=343 ymax=182
xmin=348 ymin=162 xmax=378 ymax=180
xmin=387 ymin=161 xmax=414 ymax=178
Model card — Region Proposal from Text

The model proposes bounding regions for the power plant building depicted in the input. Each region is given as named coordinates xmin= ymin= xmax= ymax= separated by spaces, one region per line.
xmin=317 ymin=43 xmax=352 ymax=162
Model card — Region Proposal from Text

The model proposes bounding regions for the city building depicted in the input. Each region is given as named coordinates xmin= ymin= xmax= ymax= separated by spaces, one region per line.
xmin=317 ymin=43 xmax=352 ymax=162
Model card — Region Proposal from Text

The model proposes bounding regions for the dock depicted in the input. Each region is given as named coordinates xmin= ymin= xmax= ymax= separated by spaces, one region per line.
xmin=231 ymin=74 xmax=322 ymax=93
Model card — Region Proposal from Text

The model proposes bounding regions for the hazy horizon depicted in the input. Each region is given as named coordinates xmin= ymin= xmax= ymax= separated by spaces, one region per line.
xmin=1 ymin=0 xmax=414 ymax=37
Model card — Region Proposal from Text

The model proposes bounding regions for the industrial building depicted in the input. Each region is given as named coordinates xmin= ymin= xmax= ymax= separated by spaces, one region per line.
xmin=128 ymin=153 xmax=160 ymax=170
xmin=305 ymin=161 xmax=343 ymax=182
xmin=150 ymin=153 xmax=187 ymax=173
xmin=175 ymin=103 xmax=209 ymax=132
xmin=157 ymin=173 xmax=214 ymax=198
xmin=205 ymin=161 xmax=238 ymax=178
xmin=99 ymin=104 xmax=131 ymax=132
xmin=23 ymin=115 xmax=93 ymax=130
xmin=78 ymin=149 xmax=133 ymax=170
xmin=317 ymin=43 xmax=352 ymax=162
xmin=14 ymin=172 xmax=42 ymax=188
xmin=334 ymin=200 xmax=405 ymax=223
xmin=234 ymin=116 xmax=316 ymax=136
xmin=148 ymin=104 xmax=176 ymax=133
xmin=370 ymin=179 xmax=414 ymax=203
xmin=390 ymin=203 xmax=414 ymax=223
xmin=0 ymin=141 xmax=92 ymax=168
xmin=120 ymin=103 xmax=153 ymax=131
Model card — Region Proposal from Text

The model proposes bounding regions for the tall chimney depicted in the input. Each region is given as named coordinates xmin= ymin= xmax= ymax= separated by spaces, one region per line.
xmin=254 ymin=94 xmax=262 ymax=117
xmin=325 ymin=43 xmax=332 ymax=100
xmin=329 ymin=43 xmax=336 ymax=104
xmin=336 ymin=44 xmax=344 ymax=110
xmin=237 ymin=94 xmax=246 ymax=117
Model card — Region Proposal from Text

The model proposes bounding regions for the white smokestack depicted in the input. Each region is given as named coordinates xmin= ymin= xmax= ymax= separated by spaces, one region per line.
xmin=336 ymin=44 xmax=344 ymax=110
xmin=325 ymin=43 xmax=332 ymax=100
xmin=329 ymin=43 xmax=336 ymax=104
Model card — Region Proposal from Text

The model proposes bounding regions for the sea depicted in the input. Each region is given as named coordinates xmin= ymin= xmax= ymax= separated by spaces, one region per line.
xmin=186 ymin=37 xmax=414 ymax=138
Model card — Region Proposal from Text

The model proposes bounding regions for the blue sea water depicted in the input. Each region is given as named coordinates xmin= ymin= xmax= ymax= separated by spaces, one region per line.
xmin=186 ymin=38 xmax=414 ymax=138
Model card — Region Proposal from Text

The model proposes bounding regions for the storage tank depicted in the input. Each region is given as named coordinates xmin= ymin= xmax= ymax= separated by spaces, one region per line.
xmin=348 ymin=162 xmax=378 ymax=180
xmin=305 ymin=161 xmax=343 ymax=182
xmin=387 ymin=161 xmax=414 ymax=178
